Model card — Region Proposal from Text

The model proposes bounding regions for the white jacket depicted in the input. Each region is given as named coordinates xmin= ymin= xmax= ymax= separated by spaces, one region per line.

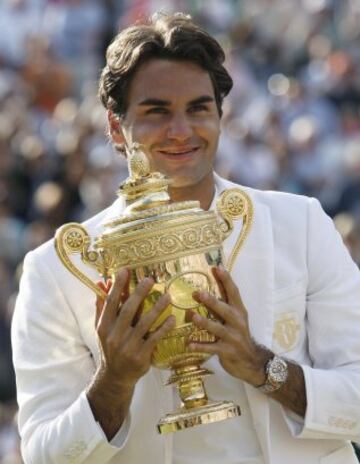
xmin=12 ymin=174 xmax=360 ymax=463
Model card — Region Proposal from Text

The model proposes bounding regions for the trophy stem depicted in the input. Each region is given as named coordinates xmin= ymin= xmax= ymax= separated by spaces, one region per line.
xmin=178 ymin=377 xmax=208 ymax=409
xmin=157 ymin=364 xmax=241 ymax=434
xmin=167 ymin=365 xmax=212 ymax=409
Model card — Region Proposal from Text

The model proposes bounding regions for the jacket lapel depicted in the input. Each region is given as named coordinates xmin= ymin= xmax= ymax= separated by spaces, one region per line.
xmin=215 ymin=174 xmax=274 ymax=464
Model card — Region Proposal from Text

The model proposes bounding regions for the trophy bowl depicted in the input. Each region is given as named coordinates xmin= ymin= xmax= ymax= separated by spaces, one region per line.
xmin=54 ymin=144 xmax=253 ymax=433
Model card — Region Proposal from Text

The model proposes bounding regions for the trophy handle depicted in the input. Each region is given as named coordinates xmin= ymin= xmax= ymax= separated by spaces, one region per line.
xmin=216 ymin=188 xmax=254 ymax=271
xmin=54 ymin=223 xmax=107 ymax=299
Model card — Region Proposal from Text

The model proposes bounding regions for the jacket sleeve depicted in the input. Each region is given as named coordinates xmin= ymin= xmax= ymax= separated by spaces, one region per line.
xmin=11 ymin=248 xmax=131 ymax=464
xmin=283 ymin=198 xmax=360 ymax=441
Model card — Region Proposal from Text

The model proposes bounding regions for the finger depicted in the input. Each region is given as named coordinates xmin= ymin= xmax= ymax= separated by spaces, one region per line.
xmin=191 ymin=313 xmax=231 ymax=341
xmin=144 ymin=314 xmax=176 ymax=352
xmin=215 ymin=265 xmax=245 ymax=309
xmin=133 ymin=293 xmax=172 ymax=339
xmin=104 ymin=271 xmax=128 ymax=307
xmin=115 ymin=277 xmax=154 ymax=328
xmin=120 ymin=268 xmax=131 ymax=304
xmin=211 ymin=266 xmax=227 ymax=302
xmin=187 ymin=341 xmax=222 ymax=355
xmin=193 ymin=291 xmax=238 ymax=326
xmin=99 ymin=269 xmax=129 ymax=331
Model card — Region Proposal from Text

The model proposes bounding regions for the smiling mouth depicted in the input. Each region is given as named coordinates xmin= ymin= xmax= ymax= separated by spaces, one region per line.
xmin=157 ymin=147 xmax=199 ymax=157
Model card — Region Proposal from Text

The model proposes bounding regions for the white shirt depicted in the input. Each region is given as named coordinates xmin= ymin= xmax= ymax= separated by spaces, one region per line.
xmin=173 ymin=357 xmax=264 ymax=464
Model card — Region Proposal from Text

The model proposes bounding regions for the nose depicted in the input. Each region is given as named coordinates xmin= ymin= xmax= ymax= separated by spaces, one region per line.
xmin=166 ymin=112 xmax=193 ymax=141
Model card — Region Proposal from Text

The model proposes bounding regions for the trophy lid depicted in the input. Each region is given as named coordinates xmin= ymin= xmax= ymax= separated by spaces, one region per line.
xmin=93 ymin=144 xmax=229 ymax=270
xmin=102 ymin=143 xmax=210 ymax=235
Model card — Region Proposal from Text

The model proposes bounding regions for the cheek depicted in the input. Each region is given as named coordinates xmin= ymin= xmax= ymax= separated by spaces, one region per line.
xmin=196 ymin=119 xmax=220 ymax=141
xmin=133 ymin=121 xmax=165 ymax=143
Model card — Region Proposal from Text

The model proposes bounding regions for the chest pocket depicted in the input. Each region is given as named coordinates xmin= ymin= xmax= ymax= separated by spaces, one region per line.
xmin=272 ymin=279 xmax=306 ymax=355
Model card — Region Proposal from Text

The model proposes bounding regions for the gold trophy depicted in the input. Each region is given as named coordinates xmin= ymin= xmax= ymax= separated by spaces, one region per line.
xmin=54 ymin=144 xmax=253 ymax=433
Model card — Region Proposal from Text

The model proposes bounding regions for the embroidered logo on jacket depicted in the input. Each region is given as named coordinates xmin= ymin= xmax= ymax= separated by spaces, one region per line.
xmin=273 ymin=312 xmax=300 ymax=351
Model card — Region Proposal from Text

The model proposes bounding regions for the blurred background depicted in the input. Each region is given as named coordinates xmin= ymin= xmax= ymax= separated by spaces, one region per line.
xmin=0 ymin=0 xmax=360 ymax=461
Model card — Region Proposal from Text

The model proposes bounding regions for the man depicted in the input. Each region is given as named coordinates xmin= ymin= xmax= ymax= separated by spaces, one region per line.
xmin=12 ymin=12 xmax=360 ymax=464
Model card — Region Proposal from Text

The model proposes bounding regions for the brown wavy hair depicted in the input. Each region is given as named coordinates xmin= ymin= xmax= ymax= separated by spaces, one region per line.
xmin=99 ymin=12 xmax=233 ymax=118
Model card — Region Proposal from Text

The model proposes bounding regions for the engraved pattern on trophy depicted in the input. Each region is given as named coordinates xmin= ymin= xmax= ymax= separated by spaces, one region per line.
xmin=96 ymin=219 xmax=225 ymax=272
xmin=54 ymin=144 xmax=254 ymax=433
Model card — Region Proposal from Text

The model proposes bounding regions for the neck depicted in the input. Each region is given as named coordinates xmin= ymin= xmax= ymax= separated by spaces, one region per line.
xmin=168 ymin=172 xmax=215 ymax=211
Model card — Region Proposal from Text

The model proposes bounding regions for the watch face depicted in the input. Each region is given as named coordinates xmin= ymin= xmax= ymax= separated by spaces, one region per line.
xmin=268 ymin=357 xmax=288 ymax=385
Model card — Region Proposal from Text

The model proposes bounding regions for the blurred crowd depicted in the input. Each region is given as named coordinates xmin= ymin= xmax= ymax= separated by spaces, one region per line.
xmin=1 ymin=0 xmax=360 ymax=462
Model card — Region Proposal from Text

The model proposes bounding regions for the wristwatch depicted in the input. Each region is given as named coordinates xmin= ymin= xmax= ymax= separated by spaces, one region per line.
xmin=257 ymin=355 xmax=288 ymax=393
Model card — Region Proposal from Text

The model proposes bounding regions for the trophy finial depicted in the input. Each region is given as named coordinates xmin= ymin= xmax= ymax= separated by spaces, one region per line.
xmin=118 ymin=143 xmax=172 ymax=213
xmin=128 ymin=143 xmax=151 ymax=179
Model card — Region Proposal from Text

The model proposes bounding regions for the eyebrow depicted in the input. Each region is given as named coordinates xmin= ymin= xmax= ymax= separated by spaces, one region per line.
xmin=138 ymin=95 xmax=215 ymax=107
xmin=138 ymin=98 xmax=170 ymax=107
xmin=187 ymin=95 xmax=215 ymax=106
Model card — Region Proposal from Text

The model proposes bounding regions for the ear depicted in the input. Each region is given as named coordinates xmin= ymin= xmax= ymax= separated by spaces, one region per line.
xmin=107 ymin=110 xmax=125 ymax=146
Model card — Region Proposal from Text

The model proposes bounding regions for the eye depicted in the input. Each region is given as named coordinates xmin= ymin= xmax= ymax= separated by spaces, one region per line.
xmin=188 ymin=104 xmax=208 ymax=113
xmin=145 ymin=107 xmax=169 ymax=115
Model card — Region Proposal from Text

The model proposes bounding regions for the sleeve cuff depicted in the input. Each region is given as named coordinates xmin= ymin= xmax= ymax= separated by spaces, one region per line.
xmin=281 ymin=364 xmax=360 ymax=441
xmin=99 ymin=414 xmax=131 ymax=448
xmin=280 ymin=363 xmax=311 ymax=438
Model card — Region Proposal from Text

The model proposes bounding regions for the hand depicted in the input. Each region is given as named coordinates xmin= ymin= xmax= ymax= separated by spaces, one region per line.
xmin=189 ymin=265 xmax=270 ymax=387
xmin=95 ymin=268 xmax=175 ymax=389
xmin=87 ymin=268 xmax=175 ymax=439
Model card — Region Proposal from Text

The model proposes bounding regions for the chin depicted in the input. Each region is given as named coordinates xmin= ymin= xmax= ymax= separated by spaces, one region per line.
xmin=168 ymin=177 xmax=199 ymax=189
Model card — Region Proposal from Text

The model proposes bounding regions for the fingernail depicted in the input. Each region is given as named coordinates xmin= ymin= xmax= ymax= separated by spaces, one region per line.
xmin=161 ymin=294 xmax=171 ymax=304
xmin=117 ymin=268 xmax=127 ymax=280
xmin=198 ymin=291 xmax=208 ymax=300
xmin=166 ymin=315 xmax=176 ymax=327
xmin=218 ymin=264 xmax=226 ymax=274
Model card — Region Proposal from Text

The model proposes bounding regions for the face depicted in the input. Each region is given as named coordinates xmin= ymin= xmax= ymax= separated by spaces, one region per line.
xmin=111 ymin=59 xmax=221 ymax=190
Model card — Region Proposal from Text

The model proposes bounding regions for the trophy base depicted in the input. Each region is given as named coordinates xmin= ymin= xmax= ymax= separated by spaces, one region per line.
xmin=157 ymin=400 xmax=241 ymax=434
